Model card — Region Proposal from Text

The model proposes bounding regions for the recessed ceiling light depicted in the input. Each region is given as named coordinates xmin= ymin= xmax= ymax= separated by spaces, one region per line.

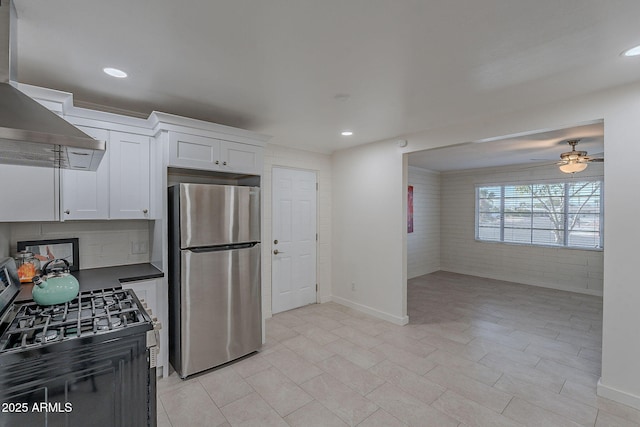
xmin=341 ymin=131 xmax=353 ymax=136
xmin=622 ymin=44 xmax=640 ymax=57
xmin=103 ymin=67 xmax=128 ymax=78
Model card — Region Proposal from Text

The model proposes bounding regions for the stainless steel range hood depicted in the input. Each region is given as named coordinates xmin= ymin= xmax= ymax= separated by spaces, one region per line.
xmin=0 ymin=0 xmax=105 ymax=170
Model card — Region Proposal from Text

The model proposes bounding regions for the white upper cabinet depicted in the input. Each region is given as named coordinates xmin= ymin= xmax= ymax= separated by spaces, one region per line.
xmin=61 ymin=126 xmax=110 ymax=220
xmin=7 ymin=85 xmax=268 ymax=224
xmin=109 ymin=131 xmax=150 ymax=219
xmin=220 ymin=140 xmax=263 ymax=174
xmin=168 ymin=132 xmax=221 ymax=169
xmin=61 ymin=128 xmax=150 ymax=220
xmin=168 ymin=131 xmax=263 ymax=175
xmin=0 ymin=164 xmax=59 ymax=222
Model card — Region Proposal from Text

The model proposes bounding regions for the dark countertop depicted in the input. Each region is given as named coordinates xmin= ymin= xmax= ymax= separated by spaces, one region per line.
xmin=16 ymin=263 xmax=164 ymax=302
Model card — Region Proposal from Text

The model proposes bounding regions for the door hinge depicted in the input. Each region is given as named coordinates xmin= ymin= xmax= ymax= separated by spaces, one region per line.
xmin=316 ymin=233 xmax=318 ymax=241
xmin=316 ymin=182 xmax=318 ymax=191
xmin=316 ymin=284 xmax=318 ymax=292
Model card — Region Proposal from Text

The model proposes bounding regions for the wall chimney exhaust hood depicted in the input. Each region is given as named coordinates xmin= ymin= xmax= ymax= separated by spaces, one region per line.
xmin=0 ymin=0 xmax=105 ymax=170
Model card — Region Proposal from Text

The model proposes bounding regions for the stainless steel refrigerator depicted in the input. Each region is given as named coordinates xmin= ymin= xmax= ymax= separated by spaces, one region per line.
xmin=168 ymin=183 xmax=261 ymax=378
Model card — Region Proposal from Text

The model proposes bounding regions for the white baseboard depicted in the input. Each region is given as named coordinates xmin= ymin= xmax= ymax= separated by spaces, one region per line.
xmin=440 ymin=269 xmax=603 ymax=297
xmin=331 ymin=296 xmax=409 ymax=326
xmin=319 ymin=295 xmax=333 ymax=304
xmin=597 ymin=378 xmax=640 ymax=410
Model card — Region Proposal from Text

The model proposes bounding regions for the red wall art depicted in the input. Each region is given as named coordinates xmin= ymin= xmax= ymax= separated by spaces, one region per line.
xmin=408 ymin=185 xmax=414 ymax=233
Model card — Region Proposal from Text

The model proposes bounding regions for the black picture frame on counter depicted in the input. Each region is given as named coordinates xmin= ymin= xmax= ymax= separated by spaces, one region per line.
xmin=17 ymin=238 xmax=80 ymax=272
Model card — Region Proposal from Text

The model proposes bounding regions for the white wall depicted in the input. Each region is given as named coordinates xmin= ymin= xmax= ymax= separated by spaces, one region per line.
xmin=262 ymin=143 xmax=332 ymax=318
xmin=0 ymin=224 xmax=10 ymax=258
xmin=407 ymin=166 xmax=440 ymax=278
xmin=440 ymin=162 xmax=603 ymax=295
xmin=331 ymin=80 xmax=640 ymax=409
xmin=332 ymin=142 xmax=407 ymax=324
xmin=8 ymin=220 xmax=150 ymax=269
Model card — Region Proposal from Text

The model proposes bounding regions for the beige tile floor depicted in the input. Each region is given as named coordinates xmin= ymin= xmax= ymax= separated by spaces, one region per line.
xmin=157 ymin=271 xmax=640 ymax=427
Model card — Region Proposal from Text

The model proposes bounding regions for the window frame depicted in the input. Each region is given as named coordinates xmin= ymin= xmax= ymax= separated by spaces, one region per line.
xmin=475 ymin=179 xmax=604 ymax=251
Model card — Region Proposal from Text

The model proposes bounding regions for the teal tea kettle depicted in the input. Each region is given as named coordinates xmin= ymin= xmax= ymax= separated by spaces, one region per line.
xmin=32 ymin=259 xmax=79 ymax=305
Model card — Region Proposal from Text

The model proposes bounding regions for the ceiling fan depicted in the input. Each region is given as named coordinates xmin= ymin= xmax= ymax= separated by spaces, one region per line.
xmin=556 ymin=139 xmax=604 ymax=173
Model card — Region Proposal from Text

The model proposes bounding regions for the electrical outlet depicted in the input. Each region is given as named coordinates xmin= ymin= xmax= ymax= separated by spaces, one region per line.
xmin=351 ymin=282 xmax=356 ymax=291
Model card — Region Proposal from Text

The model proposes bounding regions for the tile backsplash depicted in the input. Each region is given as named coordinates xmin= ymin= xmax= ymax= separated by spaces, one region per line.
xmin=8 ymin=220 xmax=151 ymax=269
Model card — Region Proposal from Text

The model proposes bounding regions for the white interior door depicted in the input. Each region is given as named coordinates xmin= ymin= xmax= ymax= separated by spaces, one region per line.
xmin=272 ymin=167 xmax=317 ymax=314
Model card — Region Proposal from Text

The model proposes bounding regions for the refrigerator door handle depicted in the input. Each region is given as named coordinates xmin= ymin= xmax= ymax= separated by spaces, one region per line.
xmin=189 ymin=242 xmax=258 ymax=253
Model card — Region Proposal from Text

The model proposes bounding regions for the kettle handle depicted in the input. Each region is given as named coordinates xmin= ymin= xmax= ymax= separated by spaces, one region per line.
xmin=42 ymin=258 xmax=71 ymax=274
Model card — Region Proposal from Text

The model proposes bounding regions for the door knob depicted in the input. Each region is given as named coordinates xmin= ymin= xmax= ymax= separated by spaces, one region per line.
xmin=273 ymin=249 xmax=285 ymax=255
xmin=273 ymin=239 xmax=278 ymax=244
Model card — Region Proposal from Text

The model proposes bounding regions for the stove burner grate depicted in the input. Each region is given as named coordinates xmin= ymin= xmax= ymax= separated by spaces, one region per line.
xmin=0 ymin=287 xmax=148 ymax=352
xmin=34 ymin=329 xmax=58 ymax=343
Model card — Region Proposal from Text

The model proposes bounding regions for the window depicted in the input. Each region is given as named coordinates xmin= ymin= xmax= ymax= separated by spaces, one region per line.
xmin=476 ymin=180 xmax=603 ymax=249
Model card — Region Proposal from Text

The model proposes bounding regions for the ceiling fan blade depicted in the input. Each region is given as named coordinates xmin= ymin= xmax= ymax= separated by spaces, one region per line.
xmin=587 ymin=158 xmax=604 ymax=162
xmin=517 ymin=162 xmax=563 ymax=170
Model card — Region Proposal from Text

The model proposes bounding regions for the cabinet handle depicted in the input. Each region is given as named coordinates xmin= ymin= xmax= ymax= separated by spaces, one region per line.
xmin=64 ymin=209 xmax=70 ymax=215
xmin=143 ymin=209 xmax=148 ymax=214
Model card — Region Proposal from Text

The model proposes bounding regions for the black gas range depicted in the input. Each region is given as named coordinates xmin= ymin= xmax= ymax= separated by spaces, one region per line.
xmin=0 ymin=257 xmax=157 ymax=427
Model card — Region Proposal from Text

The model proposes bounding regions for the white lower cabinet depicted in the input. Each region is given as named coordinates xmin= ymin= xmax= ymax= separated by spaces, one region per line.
xmin=121 ymin=278 xmax=168 ymax=377
xmin=61 ymin=129 xmax=150 ymax=220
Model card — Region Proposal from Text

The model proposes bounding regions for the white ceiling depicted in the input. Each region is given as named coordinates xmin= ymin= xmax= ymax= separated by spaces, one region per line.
xmin=11 ymin=1 xmax=640 ymax=154
xmin=408 ymin=122 xmax=604 ymax=171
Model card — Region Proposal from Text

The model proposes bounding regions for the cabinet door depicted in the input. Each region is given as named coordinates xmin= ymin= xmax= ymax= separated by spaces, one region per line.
xmin=122 ymin=279 xmax=167 ymax=375
xmin=220 ymin=141 xmax=263 ymax=175
xmin=61 ymin=126 xmax=110 ymax=220
xmin=0 ymin=164 xmax=58 ymax=222
xmin=109 ymin=131 xmax=150 ymax=219
xmin=122 ymin=279 xmax=158 ymax=315
xmin=168 ymin=132 xmax=221 ymax=170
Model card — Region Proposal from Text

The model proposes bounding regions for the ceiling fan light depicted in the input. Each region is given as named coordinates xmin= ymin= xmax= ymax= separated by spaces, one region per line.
xmin=559 ymin=162 xmax=588 ymax=174
xmin=623 ymin=44 xmax=640 ymax=57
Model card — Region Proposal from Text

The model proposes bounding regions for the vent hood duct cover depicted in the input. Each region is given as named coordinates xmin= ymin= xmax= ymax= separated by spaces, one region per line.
xmin=0 ymin=0 xmax=105 ymax=170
